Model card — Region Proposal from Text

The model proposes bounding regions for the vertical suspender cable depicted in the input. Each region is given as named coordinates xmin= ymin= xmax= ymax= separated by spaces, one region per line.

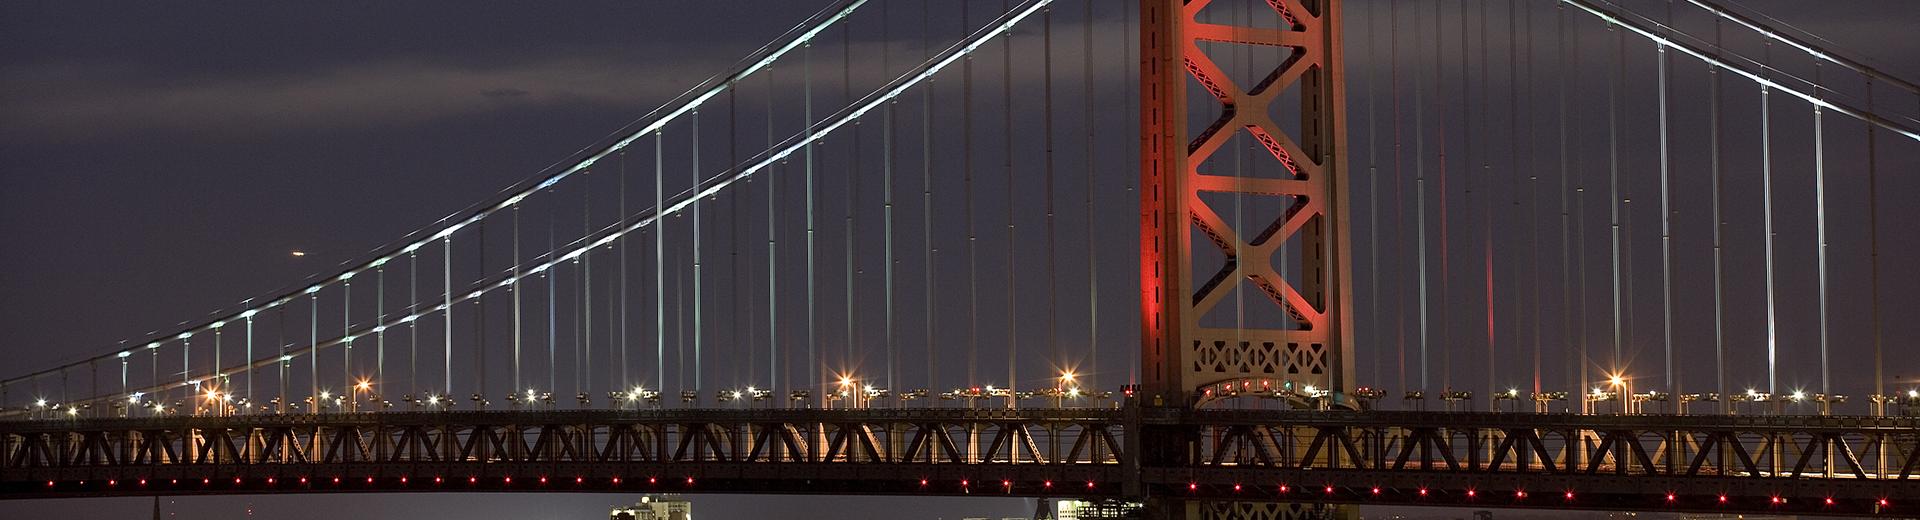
xmin=212 ymin=328 xmax=221 ymax=395
xmin=1124 ymin=0 xmax=1136 ymax=387
xmin=694 ymin=110 xmax=704 ymax=395
xmin=806 ymin=36 xmax=820 ymax=399
xmin=311 ymin=292 xmax=320 ymax=410
xmin=1004 ymin=0 xmax=1018 ymax=407
xmin=1607 ymin=16 xmax=1623 ymax=380
xmin=1559 ymin=5 xmax=1583 ymax=410
xmin=280 ymin=307 xmax=290 ymax=409
xmin=583 ymin=172 xmax=593 ymax=398
xmin=731 ymin=85 xmax=743 ymax=391
xmin=923 ymin=0 xmax=936 ymax=395
xmin=1414 ymin=0 xmax=1430 ymax=394
xmin=1658 ymin=6 xmax=1675 ymax=395
xmin=1479 ymin=0 xmax=1495 ymax=409
xmin=1392 ymin=0 xmax=1405 ymax=393
xmin=1435 ymin=0 xmax=1451 ymax=392
xmin=1083 ymin=0 xmax=1096 ymax=389
xmin=1044 ymin=3 xmax=1058 ymax=389
xmin=883 ymin=0 xmax=897 ymax=393
xmin=607 ymin=206 xmax=619 ymax=392
xmin=339 ymin=244 xmax=351 ymax=391
xmin=1522 ymin=0 xmax=1541 ymax=397
xmin=1513 ymin=0 xmax=1532 ymax=398
xmin=1365 ymin=0 xmax=1380 ymax=388
xmin=476 ymin=222 xmax=486 ymax=403
xmin=377 ymin=260 xmax=385 ymax=397
xmin=513 ymin=204 xmax=522 ymax=395
xmin=1761 ymin=42 xmax=1777 ymax=396
xmin=411 ymin=250 xmax=420 ymax=397
xmin=443 ymin=237 xmax=452 ymax=399
xmin=1813 ymin=63 xmax=1829 ymax=404
xmin=245 ymin=316 xmax=255 ymax=404
xmin=964 ymin=2 xmax=979 ymax=393
xmin=769 ymin=62 xmax=781 ymax=395
xmin=1710 ymin=16 xmax=1727 ymax=413
xmin=657 ymin=130 xmax=668 ymax=392
xmin=546 ymin=193 xmax=557 ymax=396
xmin=620 ymin=150 xmax=629 ymax=390
xmin=844 ymin=22 xmax=857 ymax=392
xmin=1866 ymin=78 xmax=1882 ymax=412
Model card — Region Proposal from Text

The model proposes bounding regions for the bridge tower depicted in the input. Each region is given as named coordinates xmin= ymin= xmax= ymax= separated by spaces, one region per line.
xmin=1138 ymin=0 xmax=1355 ymax=518
xmin=1138 ymin=0 xmax=1356 ymax=408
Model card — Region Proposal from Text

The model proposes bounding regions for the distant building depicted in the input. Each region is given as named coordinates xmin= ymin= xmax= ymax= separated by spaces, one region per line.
xmin=610 ymin=495 xmax=692 ymax=520
xmin=1055 ymin=499 xmax=1145 ymax=520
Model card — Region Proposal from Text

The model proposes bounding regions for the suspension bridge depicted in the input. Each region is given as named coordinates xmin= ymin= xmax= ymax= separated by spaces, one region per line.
xmin=4 ymin=0 xmax=1920 ymax=518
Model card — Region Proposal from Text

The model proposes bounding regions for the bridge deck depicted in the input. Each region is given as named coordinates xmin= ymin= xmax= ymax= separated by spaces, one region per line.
xmin=2 ymin=408 xmax=1915 ymax=516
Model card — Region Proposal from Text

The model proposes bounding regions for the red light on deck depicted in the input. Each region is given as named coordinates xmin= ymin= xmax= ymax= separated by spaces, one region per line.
xmin=1666 ymin=493 xmax=1676 ymax=502
xmin=611 ymin=477 xmax=621 ymax=484
xmin=504 ymin=476 xmax=512 ymax=484
xmin=266 ymin=478 xmax=275 ymax=485
xmin=574 ymin=477 xmax=583 ymax=484
xmin=400 ymin=477 xmax=408 ymax=484
xmin=1880 ymin=498 xmax=1891 ymax=507
xmin=1188 ymin=483 xmax=1197 ymax=491
xmin=1234 ymin=483 xmax=1242 ymax=492
xmin=1087 ymin=481 xmax=1096 ymax=489
xmin=298 ymin=477 xmax=306 ymax=484
xmin=140 ymin=479 xmax=148 ymax=486
xmin=45 ymin=481 xmax=53 ymax=487
xmin=920 ymin=479 xmax=929 ymax=486
xmin=1466 ymin=489 xmax=1477 ymax=498
xmin=686 ymin=477 xmax=695 ymax=485
xmin=540 ymin=477 xmax=549 ymax=484
xmin=961 ymin=479 xmax=970 ymax=487
xmin=1771 ymin=496 xmax=1783 ymax=505
xmin=1372 ymin=487 xmax=1381 ymax=495
xmin=1825 ymin=497 xmax=1835 ymax=506
xmin=434 ymin=476 xmax=443 ymax=484
xmin=1325 ymin=485 xmax=1335 ymax=494
xmin=202 ymin=478 xmax=210 ymax=485
xmin=649 ymin=477 xmax=658 ymax=485
xmin=1565 ymin=491 xmax=1575 ymax=500
xmin=109 ymin=480 xmax=117 ymax=486
xmin=468 ymin=476 xmax=477 ymax=484
xmin=236 ymin=477 xmax=243 ymax=485
xmin=1718 ymin=495 xmax=1729 ymax=503
xmin=1279 ymin=484 xmax=1289 ymax=493
xmin=1044 ymin=481 xmax=1053 ymax=488
xmin=1003 ymin=480 xmax=1012 ymax=488
xmin=1418 ymin=488 xmax=1428 ymax=496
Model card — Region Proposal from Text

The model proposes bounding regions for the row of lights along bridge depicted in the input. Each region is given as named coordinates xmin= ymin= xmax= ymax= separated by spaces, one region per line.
xmin=18 ymin=370 xmax=1920 ymax=419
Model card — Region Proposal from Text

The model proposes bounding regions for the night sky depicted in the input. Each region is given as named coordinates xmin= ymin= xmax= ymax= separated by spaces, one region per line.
xmin=4 ymin=1 xmax=1919 ymax=518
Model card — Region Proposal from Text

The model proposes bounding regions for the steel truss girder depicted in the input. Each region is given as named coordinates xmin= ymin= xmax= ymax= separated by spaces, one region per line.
xmin=1141 ymin=0 xmax=1355 ymax=406
xmin=2 ymin=409 xmax=1917 ymax=515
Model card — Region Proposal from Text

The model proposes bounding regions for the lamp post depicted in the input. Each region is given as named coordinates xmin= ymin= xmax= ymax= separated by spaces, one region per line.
xmin=352 ymin=380 xmax=373 ymax=413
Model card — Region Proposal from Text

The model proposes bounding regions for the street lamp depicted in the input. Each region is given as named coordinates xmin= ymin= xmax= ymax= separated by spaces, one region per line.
xmin=1607 ymin=373 xmax=1631 ymax=414
xmin=353 ymin=380 xmax=373 ymax=413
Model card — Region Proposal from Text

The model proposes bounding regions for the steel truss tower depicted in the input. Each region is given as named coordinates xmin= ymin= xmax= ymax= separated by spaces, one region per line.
xmin=1139 ymin=0 xmax=1355 ymax=408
